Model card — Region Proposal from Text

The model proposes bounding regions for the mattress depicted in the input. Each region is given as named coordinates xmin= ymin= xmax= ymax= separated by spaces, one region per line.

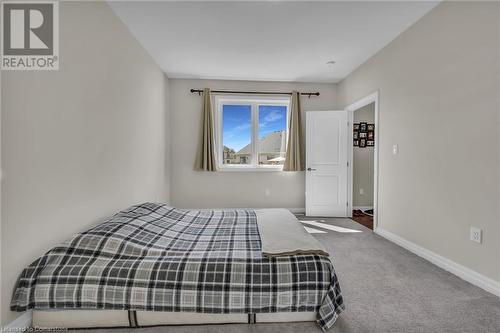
xmin=12 ymin=203 xmax=344 ymax=331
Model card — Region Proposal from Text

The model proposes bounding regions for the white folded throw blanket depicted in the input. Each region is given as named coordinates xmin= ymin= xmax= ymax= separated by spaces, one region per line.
xmin=256 ymin=209 xmax=329 ymax=257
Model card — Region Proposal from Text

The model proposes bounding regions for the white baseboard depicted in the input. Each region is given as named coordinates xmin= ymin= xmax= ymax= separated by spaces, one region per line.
xmin=3 ymin=311 xmax=32 ymax=331
xmin=217 ymin=208 xmax=306 ymax=214
xmin=353 ymin=206 xmax=373 ymax=211
xmin=374 ymin=227 xmax=500 ymax=297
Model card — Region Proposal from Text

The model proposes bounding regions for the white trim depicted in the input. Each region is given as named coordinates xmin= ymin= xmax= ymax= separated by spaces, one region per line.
xmin=288 ymin=207 xmax=305 ymax=214
xmin=375 ymin=228 xmax=500 ymax=297
xmin=346 ymin=91 xmax=379 ymax=227
xmin=200 ymin=208 xmax=305 ymax=213
xmin=3 ymin=311 xmax=32 ymax=331
xmin=214 ymin=208 xmax=305 ymax=214
xmin=217 ymin=165 xmax=284 ymax=172
xmin=353 ymin=206 xmax=373 ymax=211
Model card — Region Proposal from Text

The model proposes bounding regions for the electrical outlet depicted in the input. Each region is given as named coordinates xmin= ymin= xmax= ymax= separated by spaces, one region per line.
xmin=359 ymin=188 xmax=364 ymax=195
xmin=470 ymin=227 xmax=482 ymax=244
xmin=392 ymin=144 xmax=399 ymax=155
xmin=264 ymin=188 xmax=270 ymax=196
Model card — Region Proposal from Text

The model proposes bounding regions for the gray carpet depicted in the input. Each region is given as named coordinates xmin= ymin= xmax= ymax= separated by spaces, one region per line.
xmin=63 ymin=217 xmax=500 ymax=333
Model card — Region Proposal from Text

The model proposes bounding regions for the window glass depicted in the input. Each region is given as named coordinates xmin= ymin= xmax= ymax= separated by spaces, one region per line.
xmin=258 ymin=105 xmax=287 ymax=165
xmin=222 ymin=104 xmax=252 ymax=165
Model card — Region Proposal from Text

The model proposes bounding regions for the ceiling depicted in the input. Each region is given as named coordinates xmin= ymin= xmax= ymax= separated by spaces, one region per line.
xmin=109 ymin=1 xmax=438 ymax=83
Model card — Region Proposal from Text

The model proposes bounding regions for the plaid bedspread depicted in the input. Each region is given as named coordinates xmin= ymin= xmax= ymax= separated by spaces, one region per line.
xmin=11 ymin=203 xmax=344 ymax=331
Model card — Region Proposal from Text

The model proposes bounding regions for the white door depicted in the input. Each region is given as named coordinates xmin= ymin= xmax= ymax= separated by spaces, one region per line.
xmin=306 ymin=111 xmax=348 ymax=217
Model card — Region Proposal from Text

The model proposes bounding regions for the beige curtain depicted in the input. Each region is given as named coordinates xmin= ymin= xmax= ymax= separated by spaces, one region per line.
xmin=283 ymin=91 xmax=304 ymax=171
xmin=195 ymin=88 xmax=217 ymax=171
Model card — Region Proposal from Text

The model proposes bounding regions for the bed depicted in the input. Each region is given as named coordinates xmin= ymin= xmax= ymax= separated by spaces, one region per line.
xmin=11 ymin=203 xmax=344 ymax=331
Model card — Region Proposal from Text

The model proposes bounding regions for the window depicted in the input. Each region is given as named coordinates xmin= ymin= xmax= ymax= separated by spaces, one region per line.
xmin=215 ymin=96 xmax=290 ymax=170
xmin=222 ymin=105 xmax=252 ymax=165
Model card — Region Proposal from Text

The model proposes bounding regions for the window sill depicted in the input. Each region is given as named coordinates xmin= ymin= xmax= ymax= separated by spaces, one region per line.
xmin=218 ymin=166 xmax=284 ymax=172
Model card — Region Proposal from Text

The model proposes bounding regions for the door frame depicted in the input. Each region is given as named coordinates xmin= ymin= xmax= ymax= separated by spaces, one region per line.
xmin=346 ymin=91 xmax=379 ymax=229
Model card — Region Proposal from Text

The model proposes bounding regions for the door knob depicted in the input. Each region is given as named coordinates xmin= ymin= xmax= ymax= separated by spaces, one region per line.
xmin=307 ymin=167 xmax=317 ymax=171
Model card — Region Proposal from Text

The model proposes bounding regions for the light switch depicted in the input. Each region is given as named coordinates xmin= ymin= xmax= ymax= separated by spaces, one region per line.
xmin=392 ymin=144 xmax=399 ymax=155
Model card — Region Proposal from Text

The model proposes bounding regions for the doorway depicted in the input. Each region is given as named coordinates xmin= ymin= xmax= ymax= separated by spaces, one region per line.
xmin=347 ymin=92 xmax=379 ymax=230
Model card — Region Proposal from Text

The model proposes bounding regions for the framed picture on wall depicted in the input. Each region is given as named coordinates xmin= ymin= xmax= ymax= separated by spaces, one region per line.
xmin=367 ymin=131 xmax=374 ymax=140
xmin=367 ymin=124 xmax=375 ymax=131
xmin=359 ymin=138 xmax=366 ymax=147
xmin=359 ymin=122 xmax=367 ymax=132
xmin=359 ymin=132 xmax=367 ymax=139
xmin=367 ymin=140 xmax=374 ymax=147
xmin=353 ymin=123 xmax=360 ymax=131
xmin=353 ymin=139 xmax=359 ymax=146
xmin=353 ymin=131 xmax=359 ymax=139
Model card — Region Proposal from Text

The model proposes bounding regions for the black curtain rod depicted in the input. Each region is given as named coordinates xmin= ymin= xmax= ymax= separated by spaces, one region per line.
xmin=190 ymin=89 xmax=320 ymax=98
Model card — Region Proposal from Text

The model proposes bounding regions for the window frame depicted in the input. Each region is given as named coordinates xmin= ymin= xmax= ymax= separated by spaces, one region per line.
xmin=214 ymin=95 xmax=291 ymax=172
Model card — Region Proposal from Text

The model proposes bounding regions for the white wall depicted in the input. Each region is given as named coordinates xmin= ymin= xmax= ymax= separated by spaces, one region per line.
xmin=164 ymin=76 xmax=172 ymax=204
xmin=338 ymin=1 xmax=500 ymax=282
xmin=353 ymin=103 xmax=375 ymax=207
xmin=0 ymin=65 xmax=2 ymax=326
xmin=170 ymin=79 xmax=337 ymax=209
xmin=1 ymin=2 xmax=170 ymax=324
